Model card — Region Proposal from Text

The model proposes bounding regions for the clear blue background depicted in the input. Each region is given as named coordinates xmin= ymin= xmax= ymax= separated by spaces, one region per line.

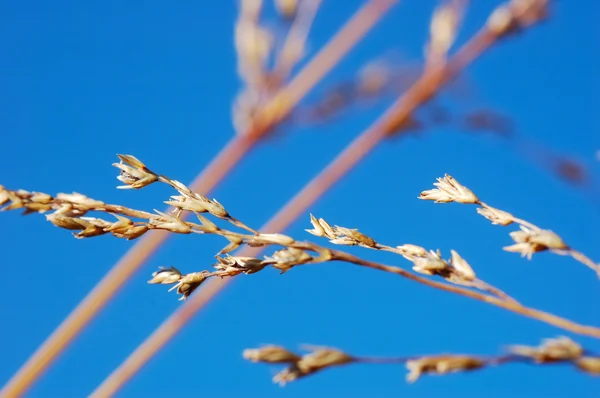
xmin=0 ymin=1 xmax=598 ymax=397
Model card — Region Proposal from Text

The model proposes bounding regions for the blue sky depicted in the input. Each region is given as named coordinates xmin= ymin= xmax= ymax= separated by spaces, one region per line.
xmin=0 ymin=1 xmax=598 ymax=397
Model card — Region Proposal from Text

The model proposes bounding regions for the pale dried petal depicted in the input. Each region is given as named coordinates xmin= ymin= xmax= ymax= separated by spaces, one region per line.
xmin=319 ymin=218 xmax=336 ymax=238
xmin=169 ymin=179 xmax=192 ymax=194
xmin=103 ymin=214 xmax=134 ymax=233
xmin=397 ymin=244 xmax=429 ymax=260
xmin=30 ymin=193 xmax=53 ymax=203
xmin=116 ymin=154 xmax=147 ymax=169
xmin=508 ymin=336 xmax=583 ymax=363
xmin=510 ymin=226 xmax=533 ymax=243
xmin=148 ymin=267 xmax=182 ymax=284
xmin=164 ymin=195 xmax=208 ymax=213
xmin=477 ymin=206 xmax=514 ymax=226
xmin=170 ymin=271 xmax=212 ymax=301
xmin=529 ymin=230 xmax=568 ymax=250
xmin=418 ymin=188 xmax=453 ymax=203
xmin=449 ymin=250 xmax=476 ymax=280
xmin=215 ymin=255 xmax=266 ymax=275
xmin=256 ymin=233 xmax=295 ymax=245
xmin=150 ymin=211 xmax=192 ymax=234
xmin=329 ymin=237 xmax=356 ymax=246
xmin=113 ymin=154 xmax=158 ymax=190
xmin=306 ymin=213 xmax=326 ymax=237
xmin=412 ymin=253 xmax=450 ymax=276
xmin=503 ymin=242 xmax=540 ymax=259
xmin=243 ymin=345 xmax=301 ymax=363
xmin=111 ymin=225 xmax=148 ymax=240
xmin=273 ymin=365 xmax=303 ymax=386
xmin=419 ymin=174 xmax=479 ymax=204
xmin=505 ymin=226 xmax=567 ymax=258
xmin=205 ymin=198 xmax=230 ymax=218
xmin=333 ymin=226 xmax=377 ymax=248
xmin=0 ymin=186 xmax=9 ymax=206
xmin=46 ymin=213 xmax=90 ymax=230
xmin=297 ymin=347 xmax=354 ymax=373
xmin=406 ymin=355 xmax=485 ymax=383
xmin=263 ymin=247 xmax=312 ymax=273
xmin=56 ymin=192 xmax=105 ymax=208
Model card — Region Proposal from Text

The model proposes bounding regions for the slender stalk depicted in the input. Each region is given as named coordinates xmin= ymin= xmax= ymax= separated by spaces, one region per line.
xmin=325 ymin=250 xmax=600 ymax=338
xmin=353 ymin=356 xmax=413 ymax=364
xmin=565 ymin=250 xmax=600 ymax=275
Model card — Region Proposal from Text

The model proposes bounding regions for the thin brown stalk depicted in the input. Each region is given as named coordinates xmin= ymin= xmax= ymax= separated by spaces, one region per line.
xmin=90 ymin=4 xmax=547 ymax=396
xmin=325 ymin=250 xmax=600 ymax=338
xmin=363 ymin=243 xmax=516 ymax=303
xmin=471 ymin=279 xmax=519 ymax=304
xmin=561 ymin=250 xmax=600 ymax=275
xmin=1 ymin=2 xmax=393 ymax=396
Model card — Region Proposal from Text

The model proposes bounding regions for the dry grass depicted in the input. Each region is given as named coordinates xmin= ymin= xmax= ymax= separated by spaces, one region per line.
xmin=4 ymin=155 xmax=598 ymax=340
xmin=243 ymin=337 xmax=600 ymax=385
xmin=3 ymin=0 xmax=596 ymax=395
xmin=1 ymin=147 xmax=598 ymax=388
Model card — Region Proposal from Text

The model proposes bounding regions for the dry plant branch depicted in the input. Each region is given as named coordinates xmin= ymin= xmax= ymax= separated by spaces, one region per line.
xmin=243 ymin=337 xmax=600 ymax=385
xmin=419 ymin=174 xmax=600 ymax=276
xmin=3 ymin=153 xmax=598 ymax=340
xmin=89 ymin=1 xmax=553 ymax=395
xmin=0 ymin=2 xmax=394 ymax=396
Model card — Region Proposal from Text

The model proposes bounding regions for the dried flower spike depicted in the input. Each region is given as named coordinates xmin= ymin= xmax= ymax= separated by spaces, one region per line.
xmin=263 ymin=247 xmax=313 ymax=273
xmin=477 ymin=206 xmax=514 ymax=226
xmin=396 ymin=244 xmax=429 ymax=260
xmin=508 ymin=336 xmax=583 ymax=363
xmin=243 ymin=345 xmax=301 ymax=363
xmin=330 ymin=226 xmax=377 ymax=248
xmin=46 ymin=213 xmax=90 ymax=231
xmin=213 ymin=255 xmax=266 ymax=276
xmin=504 ymin=226 xmax=568 ymax=259
xmin=149 ymin=210 xmax=192 ymax=234
xmin=406 ymin=355 xmax=485 ymax=383
xmin=297 ymin=346 xmax=354 ymax=373
xmin=112 ymin=154 xmax=158 ymax=189
xmin=147 ymin=267 xmax=183 ymax=285
xmin=419 ymin=174 xmax=479 ymax=204
xmin=305 ymin=214 xmax=335 ymax=239
xmin=169 ymin=271 xmax=212 ymax=301
xmin=411 ymin=250 xmax=450 ymax=276
xmin=272 ymin=346 xmax=354 ymax=386
xmin=111 ymin=224 xmax=148 ymax=240
xmin=449 ymin=250 xmax=476 ymax=281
